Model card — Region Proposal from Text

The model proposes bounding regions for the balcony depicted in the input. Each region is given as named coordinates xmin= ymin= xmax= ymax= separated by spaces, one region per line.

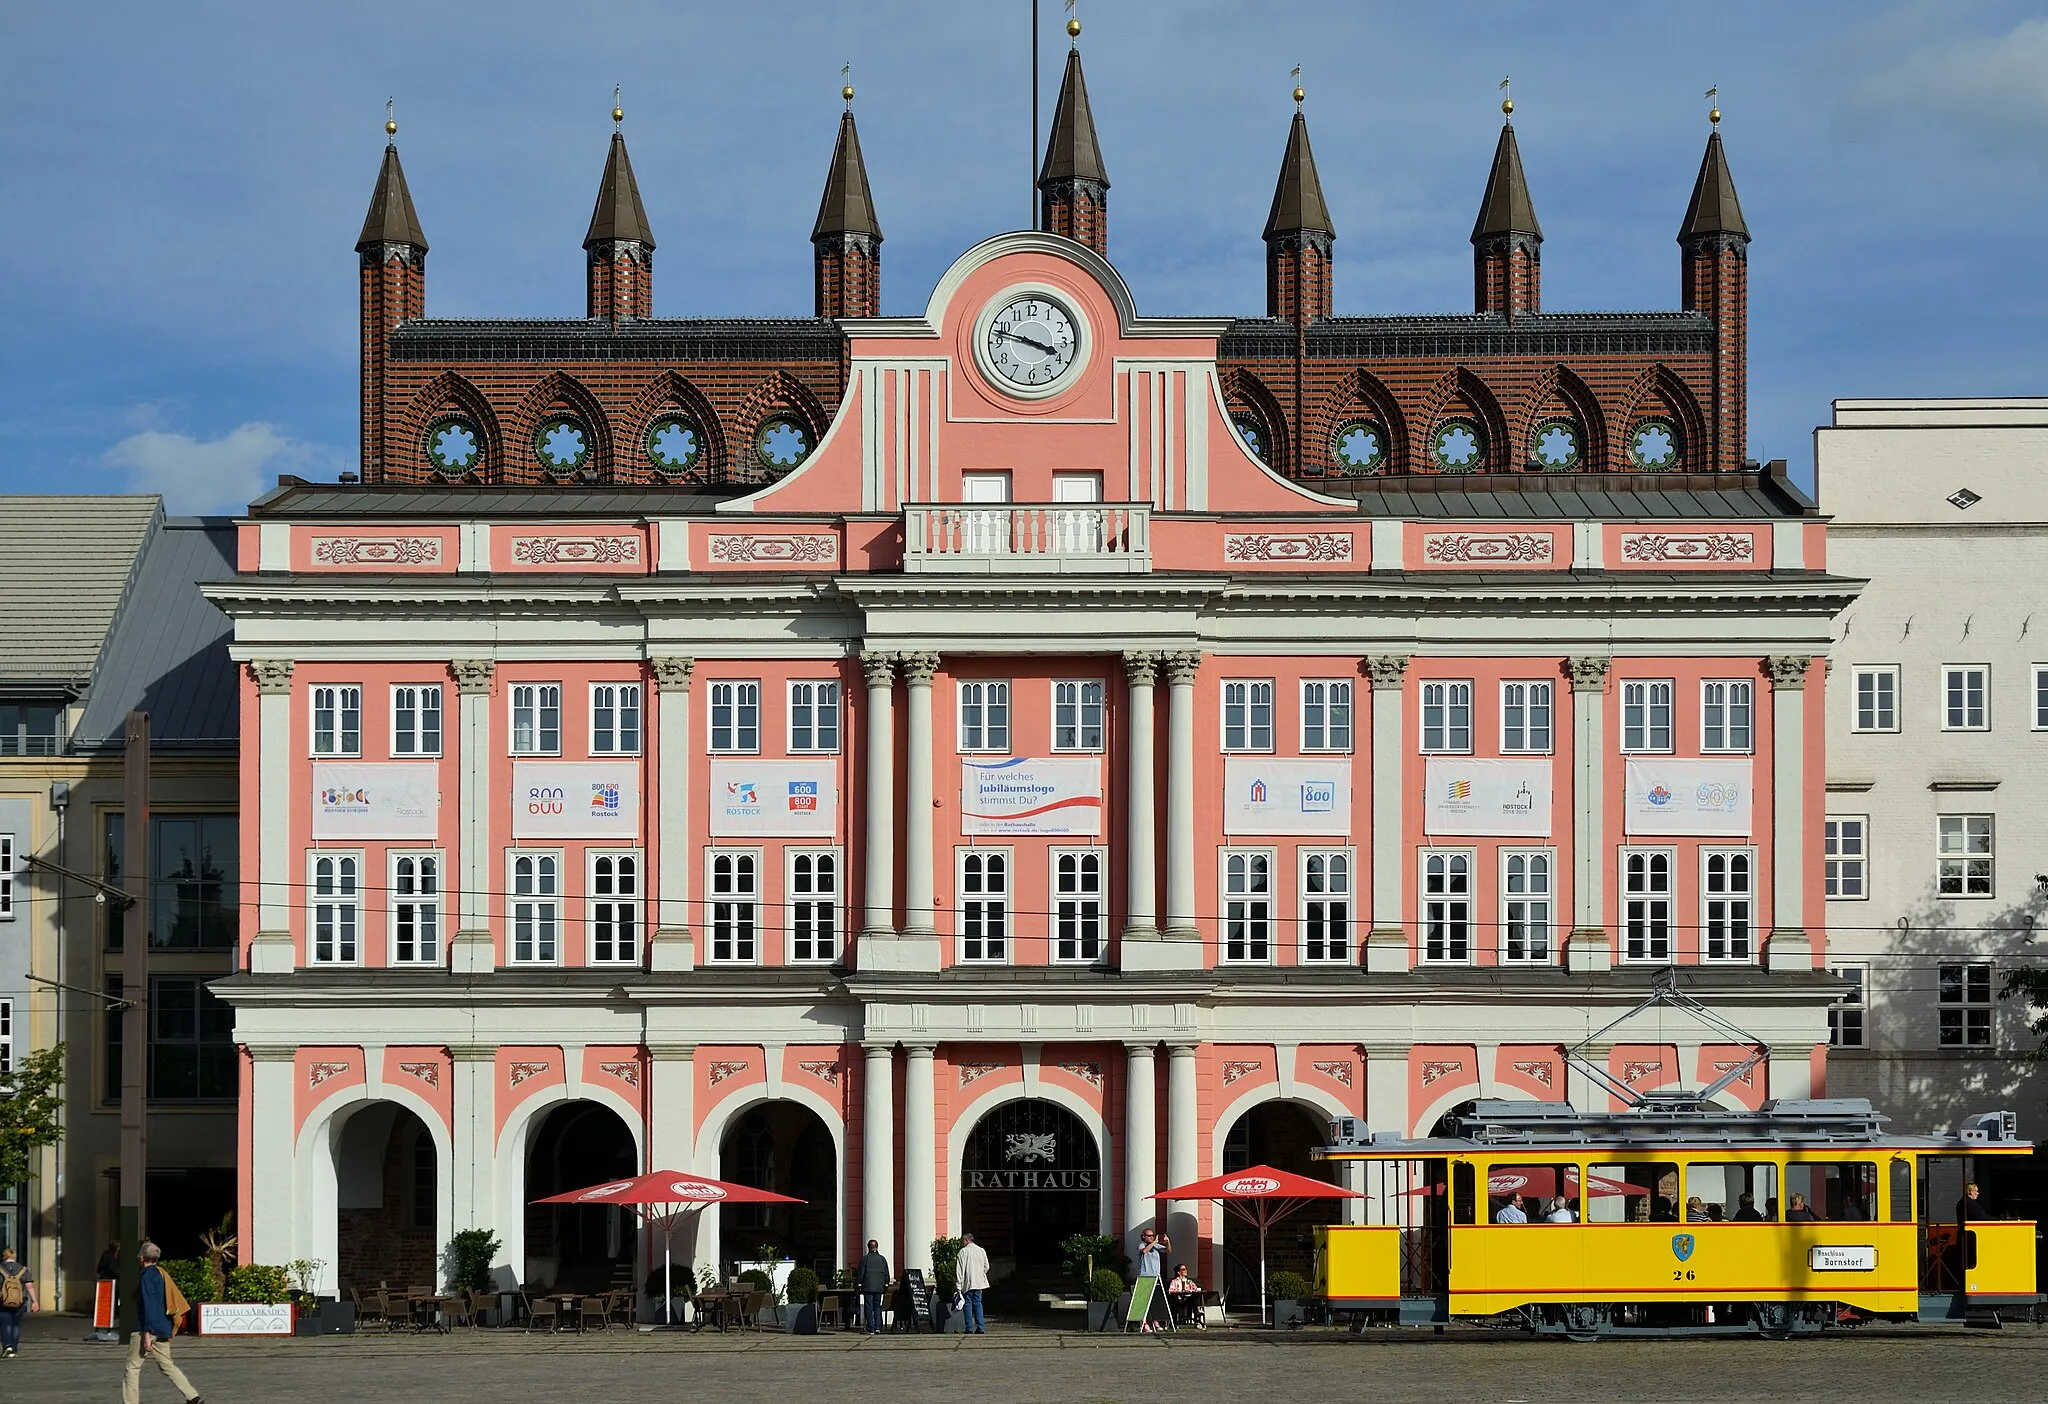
xmin=903 ymin=503 xmax=1151 ymax=575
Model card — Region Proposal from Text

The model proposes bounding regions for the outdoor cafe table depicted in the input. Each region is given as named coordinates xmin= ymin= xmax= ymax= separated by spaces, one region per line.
xmin=546 ymin=1294 xmax=587 ymax=1331
xmin=690 ymin=1290 xmax=750 ymax=1331
xmin=409 ymin=1294 xmax=456 ymax=1332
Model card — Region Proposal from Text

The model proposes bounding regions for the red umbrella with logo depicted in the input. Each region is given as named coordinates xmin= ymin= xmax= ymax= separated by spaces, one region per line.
xmin=1153 ymin=1165 xmax=1363 ymax=1325
xmin=533 ymin=1171 xmax=803 ymax=1325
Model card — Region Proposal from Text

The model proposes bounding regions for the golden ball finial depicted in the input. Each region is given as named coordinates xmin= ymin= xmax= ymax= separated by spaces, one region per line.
xmin=1293 ymin=85 xmax=1306 ymax=104
xmin=1067 ymin=16 xmax=1081 ymax=37
xmin=1709 ymin=105 xmax=1721 ymax=126
xmin=612 ymin=106 xmax=624 ymax=124
xmin=842 ymin=83 xmax=855 ymax=102
xmin=385 ymin=118 xmax=398 ymax=136
xmin=1501 ymin=96 xmax=1514 ymax=117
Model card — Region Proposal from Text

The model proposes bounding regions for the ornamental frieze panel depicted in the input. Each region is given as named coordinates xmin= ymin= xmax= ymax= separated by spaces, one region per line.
xmin=311 ymin=535 xmax=443 ymax=567
xmin=798 ymin=1060 xmax=841 ymax=1087
xmin=598 ymin=1061 xmax=642 ymax=1087
xmin=957 ymin=1062 xmax=1003 ymax=1088
xmin=307 ymin=1061 xmax=352 ymax=1089
xmin=507 ymin=1060 xmax=553 ymax=1088
xmin=1223 ymin=532 xmax=1354 ymax=564
xmin=1510 ymin=1059 xmax=1556 ymax=1089
xmin=397 ymin=1061 xmax=441 ymax=1089
xmin=1420 ymin=532 xmax=1554 ymax=565
xmin=1618 ymin=531 xmax=1755 ymax=564
xmin=1310 ymin=1060 xmax=1354 ymax=1087
xmin=1418 ymin=1059 xmax=1465 ymax=1087
xmin=508 ymin=535 xmax=642 ymax=566
xmin=1220 ymin=1059 xmax=1263 ymax=1086
xmin=706 ymin=533 xmax=838 ymax=566
xmin=1055 ymin=1061 xmax=1103 ymax=1088
xmin=706 ymin=1059 xmax=750 ymax=1087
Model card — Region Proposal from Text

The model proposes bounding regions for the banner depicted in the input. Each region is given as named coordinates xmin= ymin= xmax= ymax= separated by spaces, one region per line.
xmin=311 ymin=763 xmax=439 ymax=839
xmin=1222 ymin=758 xmax=1352 ymax=836
xmin=1422 ymin=758 xmax=1552 ymax=837
xmin=961 ymin=758 xmax=1102 ymax=836
xmin=1623 ymin=759 xmax=1752 ymax=836
xmin=513 ymin=763 xmax=642 ymax=839
xmin=197 ymin=1302 xmax=295 ymax=1335
xmin=709 ymin=760 xmax=840 ymax=838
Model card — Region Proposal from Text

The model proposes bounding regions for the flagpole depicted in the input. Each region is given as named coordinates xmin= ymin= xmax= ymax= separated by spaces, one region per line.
xmin=1030 ymin=0 xmax=1040 ymax=229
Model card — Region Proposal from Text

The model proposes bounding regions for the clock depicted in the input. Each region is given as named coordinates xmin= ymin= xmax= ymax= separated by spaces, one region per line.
xmin=981 ymin=293 xmax=1082 ymax=394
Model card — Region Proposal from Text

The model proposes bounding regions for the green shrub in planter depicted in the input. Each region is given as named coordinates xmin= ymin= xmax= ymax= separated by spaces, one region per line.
xmin=738 ymin=1268 xmax=775 ymax=1300
xmin=1087 ymin=1268 xmax=1127 ymax=1304
xmin=785 ymin=1267 xmax=820 ymax=1305
xmin=1060 ymin=1233 xmax=1131 ymax=1284
xmin=448 ymin=1229 xmax=501 ymax=1294
xmin=225 ymin=1264 xmax=292 ymax=1305
xmin=1267 ymin=1270 xmax=1314 ymax=1302
xmin=160 ymin=1258 xmax=216 ymax=1306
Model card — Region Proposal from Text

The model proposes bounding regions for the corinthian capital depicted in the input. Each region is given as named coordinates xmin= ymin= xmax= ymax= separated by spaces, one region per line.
xmin=860 ymin=651 xmax=899 ymax=689
xmin=899 ymin=651 xmax=941 ymax=686
xmin=1764 ymin=655 xmax=1811 ymax=690
xmin=1122 ymin=651 xmax=1159 ymax=687
xmin=449 ymin=659 xmax=495 ymax=695
xmin=1564 ymin=656 xmax=1611 ymax=693
xmin=648 ymin=655 xmax=695 ymax=693
xmin=248 ymin=659 xmax=295 ymax=695
xmin=1363 ymin=655 xmax=1409 ymax=691
xmin=1161 ymin=650 xmax=1202 ymax=685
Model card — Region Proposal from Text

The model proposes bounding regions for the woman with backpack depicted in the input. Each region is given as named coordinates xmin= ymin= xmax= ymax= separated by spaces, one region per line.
xmin=0 ymin=1245 xmax=36 ymax=1356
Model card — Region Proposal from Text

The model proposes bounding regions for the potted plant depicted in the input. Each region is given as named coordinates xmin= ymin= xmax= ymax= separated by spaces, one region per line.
xmin=448 ymin=1229 xmax=502 ymax=1325
xmin=1267 ymin=1270 xmax=1314 ymax=1329
xmin=285 ymin=1259 xmax=328 ymax=1334
xmin=160 ymin=1259 xmax=216 ymax=1334
xmin=737 ymin=1267 xmax=780 ymax=1327
xmin=223 ymin=1263 xmax=292 ymax=1334
xmin=782 ymin=1266 xmax=820 ymax=1334
xmin=929 ymin=1237 xmax=964 ymax=1333
xmin=1085 ymin=1268 xmax=1126 ymax=1332
xmin=736 ymin=1244 xmax=795 ymax=1299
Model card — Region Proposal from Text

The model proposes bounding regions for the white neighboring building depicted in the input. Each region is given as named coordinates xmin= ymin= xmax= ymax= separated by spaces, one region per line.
xmin=1818 ymin=399 xmax=2048 ymax=1166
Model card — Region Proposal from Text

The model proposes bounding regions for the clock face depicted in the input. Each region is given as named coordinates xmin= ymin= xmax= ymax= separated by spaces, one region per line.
xmin=984 ymin=296 xmax=1079 ymax=390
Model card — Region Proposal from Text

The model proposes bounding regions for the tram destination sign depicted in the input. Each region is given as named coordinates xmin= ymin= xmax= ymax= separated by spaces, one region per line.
xmin=1807 ymin=1245 xmax=1876 ymax=1272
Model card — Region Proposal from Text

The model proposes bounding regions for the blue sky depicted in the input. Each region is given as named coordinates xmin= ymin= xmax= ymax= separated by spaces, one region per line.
xmin=5 ymin=1 xmax=2047 ymax=514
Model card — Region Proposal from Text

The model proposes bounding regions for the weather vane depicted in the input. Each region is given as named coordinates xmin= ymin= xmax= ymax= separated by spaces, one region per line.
xmin=1500 ymin=75 xmax=1513 ymax=118
xmin=1705 ymin=86 xmax=1721 ymax=126
xmin=613 ymin=85 xmax=624 ymax=130
xmin=385 ymin=96 xmax=397 ymax=142
xmin=1292 ymin=64 xmax=1304 ymax=110
xmin=842 ymin=61 xmax=854 ymax=108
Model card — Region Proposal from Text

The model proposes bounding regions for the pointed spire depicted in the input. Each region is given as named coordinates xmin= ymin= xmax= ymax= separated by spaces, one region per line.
xmin=356 ymin=143 xmax=428 ymax=254
xmin=584 ymin=131 xmax=655 ymax=251
xmin=1264 ymin=110 xmax=1334 ymax=240
xmin=812 ymin=110 xmax=883 ymax=242
xmin=1678 ymin=129 xmax=1749 ymax=244
xmin=1471 ymin=121 xmax=1541 ymax=244
xmin=1039 ymin=48 xmax=1109 ymax=189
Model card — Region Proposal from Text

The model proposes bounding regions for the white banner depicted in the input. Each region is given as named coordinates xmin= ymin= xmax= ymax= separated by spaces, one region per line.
xmin=311 ymin=764 xmax=440 ymax=840
xmin=1624 ymin=759 xmax=1753 ymax=836
xmin=513 ymin=763 xmax=642 ymax=839
xmin=1422 ymin=758 xmax=1552 ymax=837
xmin=961 ymin=758 xmax=1103 ymax=836
xmin=1222 ymin=758 xmax=1353 ymax=836
xmin=709 ymin=760 xmax=840 ymax=838
xmin=197 ymin=1302 xmax=295 ymax=1335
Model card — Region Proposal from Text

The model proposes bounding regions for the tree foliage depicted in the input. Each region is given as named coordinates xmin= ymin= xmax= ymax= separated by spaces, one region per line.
xmin=0 ymin=1043 xmax=64 ymax=1189
xmin=2000 ymin=966 xmax=2048 ymax=1059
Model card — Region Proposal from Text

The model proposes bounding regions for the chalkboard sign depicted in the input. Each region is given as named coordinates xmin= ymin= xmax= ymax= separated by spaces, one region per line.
xmin=898 ymin=1270 xmax=933 ymax=1332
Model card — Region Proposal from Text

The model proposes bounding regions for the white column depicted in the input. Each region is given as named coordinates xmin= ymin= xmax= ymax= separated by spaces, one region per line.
xmin=1364 ymin=1045 xmax=1410 ymax=1140
xmin=902 ymin=1042 xmax=936 ymax=1272
xmin=1165 ymin=1043 xmax=1198 ymax=1262
xmin=448 ymin=1043 xmax=498 ymax=1279
xmin=450 ymin=659 xmax=496 ymax=974
xmin=862 ymin=1042 xmax=896 ymax=1265
xmin=861 ymin=654 xmax=897 ymax=940
xmin=1364 ymin=656 xmax=1411 ymax=973
xmin=900 ymin=653 xmax=939 ymax=937
xmin=1124 ymin=1043 xmax=1158 ymax=1255
xmin=1766 ymin=656 xmax=1812 ymax=971
xmin=248 ymin=661 xmax=295 ymax=973
xmin=247 ymin=1047 xmax=297 ymax=1263
xmin=1123 ymin=653 xmax=1159 ymax=940
xmin=650 ymin=657 xmax=696 ymax=972
xmin=647 ymin=1042 xmax=697 ymax=1290
xmin=1162 ymin=651 xmax=1200 ymax=938
xmin=1566 ymin=657 xmax=1612 ymax=974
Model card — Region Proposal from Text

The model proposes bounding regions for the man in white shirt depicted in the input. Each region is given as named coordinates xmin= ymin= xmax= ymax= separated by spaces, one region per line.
xmin=1544 ymin=1197 xmax=1577 ymax=1224
xmin=955 ymin=1233 xmax=991 ymax=1335
xmin=1494 ymin=1192 xmax=1530 ymax=1224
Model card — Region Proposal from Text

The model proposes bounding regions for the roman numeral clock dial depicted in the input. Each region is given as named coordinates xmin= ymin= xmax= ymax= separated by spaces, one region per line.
xmin=983 ymin=295 xmax=1079 ymax=394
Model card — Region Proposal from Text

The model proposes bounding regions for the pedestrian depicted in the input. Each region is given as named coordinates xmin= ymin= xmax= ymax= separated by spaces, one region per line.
xmin=0 ymin=1246 xmax=36 ymax=1357
xmin=856 ymin=1238 xmax=890 ymax=1335
xmin=1133 ymin=1226 xmax=1172 ymax=1332
xmin=955 ymin=1232 xmax=990 ymax=1335
xmin=123 ymin=1242 xmax=204 ymax=1404
xmin=97 ymin=1241 xmax=122 ymax=1281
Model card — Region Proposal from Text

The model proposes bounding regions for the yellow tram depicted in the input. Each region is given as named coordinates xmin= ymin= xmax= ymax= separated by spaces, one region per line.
xmin=1312 ymin=1097 xmax=2039 ymax=1337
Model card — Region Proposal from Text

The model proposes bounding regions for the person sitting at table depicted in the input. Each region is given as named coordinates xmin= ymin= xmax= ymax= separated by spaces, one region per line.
xmin=1494 ymin=1192 xmax=1530 ymax=1224
xmin=1164 ymin=1264 xmax=1204 ymax=1328
xmin=1544 ymin=1196 xmax=1576 ymax=1224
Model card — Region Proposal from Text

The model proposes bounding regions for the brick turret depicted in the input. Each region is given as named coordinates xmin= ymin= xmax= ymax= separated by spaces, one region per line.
xmin=1263 ymin=108 xmax=1335 ymax=324
xmin=1679 ymin=124 xmax=1750 ymax=473
xmin=356 ymin=137 xmax=428 ymax=481
xmin=584 ymin=131 xmax=655 ymax=323
xmin=812 ymin=106 xmax=883 ymax=319
xmin=1471 ymin=121 xmax=1541 ymax=321
xmin=1038 ymin=47 xmax=1109 ymax=255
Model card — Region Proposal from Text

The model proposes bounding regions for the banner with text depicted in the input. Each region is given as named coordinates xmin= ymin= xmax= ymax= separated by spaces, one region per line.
xmin=1422 ymin=758 xmax=1553 ymax=837
xmin=1221 ymin=758 xmax=1353 ymax=836
xmin=311 ymin=763 xmax=440 ymax=839
xmin=709 ymin=760 xmax=840 ymax=838
xmin=961 ymin=757 xmax=1103 ymax=836
xmin=513 ymin=763 xmax=642 ymax=839
xmin=1623 ymin=759 xmax=1753 ymax=836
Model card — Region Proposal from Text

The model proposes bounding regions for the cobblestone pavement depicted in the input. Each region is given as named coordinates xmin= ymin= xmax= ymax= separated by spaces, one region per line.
xmin=11 ymin=1314 xmax=2047 ymax=1403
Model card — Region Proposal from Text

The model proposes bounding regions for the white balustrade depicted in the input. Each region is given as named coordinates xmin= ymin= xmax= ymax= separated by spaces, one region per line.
xmin=903 ymin=502 xmax=1151 ymax=573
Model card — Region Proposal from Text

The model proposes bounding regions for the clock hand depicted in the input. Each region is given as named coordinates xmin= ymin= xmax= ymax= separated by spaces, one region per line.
xmin=995 ymin=328 xmax=1061 ymax=357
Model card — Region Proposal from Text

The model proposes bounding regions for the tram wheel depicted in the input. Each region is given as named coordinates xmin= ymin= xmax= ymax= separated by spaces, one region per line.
xmin=1751 ymin=1302 xmax=1792 ymax=1340
xmin=1558 ymin=1303 xmax=1609 ymax=1343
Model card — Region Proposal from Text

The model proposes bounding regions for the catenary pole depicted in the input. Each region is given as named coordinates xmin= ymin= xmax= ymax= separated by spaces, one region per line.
xmin=117 ymin=711 xmax=150 ymax=1341
xmin=1031 ymin=0 xmax=1039 ymax=230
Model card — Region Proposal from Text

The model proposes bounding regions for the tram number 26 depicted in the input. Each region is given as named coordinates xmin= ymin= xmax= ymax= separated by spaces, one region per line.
xmin=1671 ymin=1270 xmax=1696 ymax=1281
xmin=527 ymin=787 xmax=566 ymax=816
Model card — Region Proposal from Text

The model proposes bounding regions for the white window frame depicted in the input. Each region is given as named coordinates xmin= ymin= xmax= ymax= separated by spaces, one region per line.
xmin=390 ymin=684 xmax=443 ymax=758
xmin=1937 ymin=814 xmax=1993 ymax=898
xmin=1420 ymin=849 xmax=1474 ymax=965
xmin=310 ymin=850 xmax=362 ymax=965
xmin=1500 ymin=848 xmax=1553 ymax=964
xmin=1221 ymin=849 xmax=1275 ymax=964
xmin=1053 ymin=680 xmax=1106 ymax=753
xmin=1938 ymin=962 xmax=1993 ymax=1048
xmin=1942 ymin=665 xmax=1989 ymax=732
xmin=389 ymin=850 xmax=443 ymax=966
xmin=1299 ymin=847 xmax=1352 ymax=964
xmin=508 ymin=850 xmax=562 ymax=965
xmin=0 ymin=998 xmax=10 ymax=1072
xmin=1701 ymin=847 xmax=1755 ymax=964
xmin=1829 ymin=964 xmax=1867 ymax=1049
xmin=509 ymin=683 xmax=562 ymax=756
xmin=1051 ymin=848 xmax=1105 ymax=963
xmin=787 ymin=681 xmax=841 ymax=754
xmin=1500 ymin=680 xmax=1554 ymax=754
xmin=587 ymin=849 xmax=642 ymax=966
xmin=786 ymin=847 xmax=840 ymax=964
xmin=589 ymin=682 xmax=642 ymax=756
xmin=706 ymin=849 xmax=761 ymax=964
xmin=1824 ymin=815 xmax=1867 ymax=900
xmin=1851 ymin=666 xmax=1899 ymax=734
xmin=1223 ymin=680 xmax=1276 ymax=753
xmin=1419 ymin=681 xmax=1473 ymax=754
xmin=708 ymin=681 xmax=760 ymax=754
xmin=957 ymin=848 xmax=1011 ymax=964
xmin=957 ymin=681 xmax=1012 ymax=754
xmin=311 ymin=684 xmax=363 ymax=758
xmin=2034 ymin=664 xmax=2048 ymax=732
xmin=0 ymin=832 xmax=12 ymax=921
xmin=1300 ymin=680 xmax=1353 ymax=754
xmin=1700 ymin=679 xmax=1754 ymax=754
xmin=1621 ymin=679 xmax=1674 ymax=753
xmin=1620 ymin=847 xmax=1675 ymax=964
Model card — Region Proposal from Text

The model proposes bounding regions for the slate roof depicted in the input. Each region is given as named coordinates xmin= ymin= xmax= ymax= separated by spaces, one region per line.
xmin=73 ymin=519 xmax=238 ymax=752
xmin=246 ymin=483 xmax=745 ymax=518
xmin=1316 ymin=474 xmax=1813 ymax=519
xmin=812 ymin=111 xmax=883 ymax=241
xmin=584 ymin=133 xmax=656 ymax=250
xmin=356 ymin=144 xmax=428 ymax=252
xmin=1222 ymin=311 xmax=1714 ymax=360
xmin=1039 ymin=48 xmax=1109 ymax=187
xmin=1679 ymin=130 xmax=1749 ymax=242
xmin=1472 ymin=122 xmax=1542 ymax=242
xmin=1263 ymin=111 xmax=1334 ymax=239
xmin=386 ymin=317 xmax=842 ymax=362
xmin=0 ymin=495 xmax=160 ymax=694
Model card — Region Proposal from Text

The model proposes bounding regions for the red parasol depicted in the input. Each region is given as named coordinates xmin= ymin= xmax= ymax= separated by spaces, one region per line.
xmin=533 ymin=1171 xmax=803 ymax=1325
xmin=1153 ymin=1165 xmax=1362 ymax=1325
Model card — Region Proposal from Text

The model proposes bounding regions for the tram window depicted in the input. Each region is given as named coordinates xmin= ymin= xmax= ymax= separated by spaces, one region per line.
xmin=1686 ymin=1162 xmax=1777 ymax=1222
xmin=1785 ymin=1161 xmax=1879 ymax=1221
xmin=1453 ymin=1162 xmax=1477 ymax=1225
xmin=1586 ymin=1163 xmax=1678 ymax=1223
xmin=1486 ymin=1164 xmax=1578 ymax=1222
xmin=1890 ymin=1159 xmax=1913 ymax=1223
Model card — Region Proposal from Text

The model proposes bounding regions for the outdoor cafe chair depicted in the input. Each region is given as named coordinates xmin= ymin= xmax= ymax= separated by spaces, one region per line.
xmin=579 ymin=1296 xmax=608 ymax=1333
xmin=605 ymin=1289 xmax=635 ymax=1329
xmin=347 ymin=1286 xmax=387 ymax=1331
xmin=524 ymin=1291 xmax=559 ymax=1333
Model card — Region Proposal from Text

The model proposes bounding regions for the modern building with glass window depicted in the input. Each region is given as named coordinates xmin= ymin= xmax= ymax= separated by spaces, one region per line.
xmin=1817 ymin=399 xmax=2048 ymax=1173
xmin=214 ymin=52 xmax=1859 ymax=1306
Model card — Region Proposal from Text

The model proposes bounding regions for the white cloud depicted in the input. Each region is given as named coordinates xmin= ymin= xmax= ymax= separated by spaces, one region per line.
xmin=102 ymin=421 xmax=336 ymax=515
xmin=1850 ymin=15 xmax=2048 ymax=154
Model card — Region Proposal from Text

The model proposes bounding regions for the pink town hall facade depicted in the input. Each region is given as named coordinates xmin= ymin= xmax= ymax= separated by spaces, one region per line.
xmin=214 ymin=90 xmax=1854 ymax=1302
